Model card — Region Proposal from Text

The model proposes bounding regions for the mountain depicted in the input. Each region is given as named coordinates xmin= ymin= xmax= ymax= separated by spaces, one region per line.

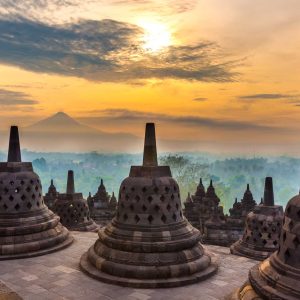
xmin=13 ymin=112 xmax=142 ymax=152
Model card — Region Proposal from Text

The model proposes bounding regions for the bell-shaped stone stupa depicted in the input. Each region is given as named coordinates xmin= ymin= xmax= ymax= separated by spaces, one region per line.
xmin=80 ymin=123 xmax=218 ymax=288
xmin=229 ymin=191 xmax=300 ymax=300
xmin=53 ymin=170 xmax=98 ymax=232
xmin=44 ymin=179 xmax=58 ymax=209
xmin=0 ymin=126 xmax=73 ymax=259
xmin=230 ymin=177 xmax=284 ymax=261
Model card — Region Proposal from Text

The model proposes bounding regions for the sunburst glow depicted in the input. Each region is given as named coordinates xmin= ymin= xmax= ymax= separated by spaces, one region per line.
xmin=138 ymin=20 xmax=172 ymax=52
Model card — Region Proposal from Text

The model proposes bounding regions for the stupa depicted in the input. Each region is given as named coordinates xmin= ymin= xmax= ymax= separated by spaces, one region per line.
xmin=0 ymin=126 xmax=73 ymax=259
xmin=229 ymin=191 xmax=300 ymax=299
xmin=80 ymin=123 xmax=218 ymax=288
xmin=44 ymin=179 xmax=58 ymax=209
xmin=53 ymin=170 xmax=98 ymax=232
xmin=203 ymin=205 xmax=228 ymax=246
xmin=183 ymin=192 xmax=199 ymax=228
xmin=226 ymin=185 xmax=257 ymax=245
xmin=88 ymin=179 xmax=116 ymax=226
xmin=230 ymin=177 xmax=284 ymax=260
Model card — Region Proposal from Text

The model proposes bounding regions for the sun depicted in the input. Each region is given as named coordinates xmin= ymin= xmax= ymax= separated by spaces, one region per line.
xmin=138 ymin=20 xmax=172 ymax=52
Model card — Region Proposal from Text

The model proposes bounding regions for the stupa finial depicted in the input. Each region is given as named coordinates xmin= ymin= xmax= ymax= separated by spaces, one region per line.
xmin=263 ymin=177 xmax=274 ymax=206
xmin=67 ymin=170 xmax=75 ymax=194
xmin=7 ymin=126 xmax=21 ymax=162
xmin=143 ymin=123 xmax=158 ymax=167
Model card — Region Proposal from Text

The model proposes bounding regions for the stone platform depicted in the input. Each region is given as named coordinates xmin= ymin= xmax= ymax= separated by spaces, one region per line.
xmin=0 ymin=232 xmax=257 ymax=300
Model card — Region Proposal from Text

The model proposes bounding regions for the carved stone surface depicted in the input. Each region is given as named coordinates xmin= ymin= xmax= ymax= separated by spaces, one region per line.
xmin=230 ymin=177 xmax=284 ymax=261
xmin=44 ymin=179 xmax=58 ymax=210
xmin=88 ymin=179 xmax=117 ymax=226
xmin=0 ymin=126 xmax=73 ymax=260
xmin=80 ymin=123 xmax=218 ymax=288
xmin=53 ymin=170 xmax=98 ymax=232
xmin=228 ymin=190 xmax=300 ymax=300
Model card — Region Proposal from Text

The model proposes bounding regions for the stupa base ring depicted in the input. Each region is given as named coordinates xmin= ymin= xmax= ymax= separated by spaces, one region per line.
xmin=0 ymin=235 xmax=74 ymax=260
xmin=80 ymin=252 xmax=218 ymax=288
xmin=230 ymin=241 xmax=272 ymax=261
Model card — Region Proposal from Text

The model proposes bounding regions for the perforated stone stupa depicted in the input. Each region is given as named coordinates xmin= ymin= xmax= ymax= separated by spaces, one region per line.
xmin=80 ymin=123 xmax=218 ymax=288
xmin=53 ymin=170 xmax=98 ymax=232
xmin=44 ymin=179 xmax=58 ymax=210
xmin=230 ymin=177 xmax=284 ymax=261
xmin=0 ymin=126 xmax=73 ymax=259
xmin=88 ymin=179 xmax=117 ymax=226
xmin=229 ymin=191 xmax=300 ymax=300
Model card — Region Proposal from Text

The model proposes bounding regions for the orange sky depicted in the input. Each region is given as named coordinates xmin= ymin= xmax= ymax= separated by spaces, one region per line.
xmin=0 ymin=0 xmax=300 ymax=154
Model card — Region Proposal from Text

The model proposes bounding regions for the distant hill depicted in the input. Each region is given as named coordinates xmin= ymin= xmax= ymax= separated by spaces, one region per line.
xmin=0 ymin=112 xmax=142 ymax=152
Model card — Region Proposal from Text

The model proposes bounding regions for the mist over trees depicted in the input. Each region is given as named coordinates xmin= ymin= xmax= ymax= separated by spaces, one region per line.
xmin=2 ymin=150 xmax=298 ymax=212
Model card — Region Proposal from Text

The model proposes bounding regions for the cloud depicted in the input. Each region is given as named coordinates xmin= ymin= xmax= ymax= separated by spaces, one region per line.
xmin=0 ymin=17 xmax=237 ymax=83
xmin=80 ymin=109 xmax=274 ymax=131
xmin=238 ymin=93 xmax=295 ymax=100
xmin=193 ymin=97 xmax=208 ymax=102
xmin=0 ymin=89 xmax=38 ymax=105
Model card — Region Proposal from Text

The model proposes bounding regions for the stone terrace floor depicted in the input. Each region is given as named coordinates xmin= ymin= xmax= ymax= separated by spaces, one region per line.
xmin=0 ymin=232 xmax=257 ymax=300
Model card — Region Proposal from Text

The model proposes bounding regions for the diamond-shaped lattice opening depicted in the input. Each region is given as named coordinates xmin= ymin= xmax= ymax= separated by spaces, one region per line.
xmin=284 ymin=249 xmax=291 ymax=262
xmin=3 ymin=204 xmax=8 ymax=210
xmin=9 ymin=181 xmax=14 ymax=186
xmin=161 ymin=214 xmax=167 ymax=223
xmin=171 ymin=194 xmax=175 ymax=201
xmin=165 ymin=187 xmax=170 ymax=193
xmin=293 ymin=236 xmax=300 ymax=248
xmin=287 ymin=205 xmax=291 ymax=214
xmin=129 ymin=204 xmax=134 ymax=211
xmin=148 ymin=215 xmax=153 ymax=224
xmin=14 ymin=203 xmax=20 ymax=211
xmin=272 ymin=227 xmax=276 ymax=232
xmin=268 ymin=233 xmax=272 ymax=239
xmin=176 ymin=203 xmax=179 ymax=210
xmin=142 ymin=187 xmax=147 ymax=193
xmin=9 ymin=195 xmax=14 ymax=201
xmin=174 ymin=185 xmax=177 ymax=192
xmin=154 ymin=187 xmax=159 ymax=193
xmin=135 ymin=195 xmax=141 ymax=202
xmin=135 ymin=215 xmax=140 ymax=223
xmin=172 ymin=213 xmax=177 ymax=221
xmin=125 ymin=194 xmax=130 ymax=201
xmin=262 ymin=239 xmax=267 ymax=245
xmin=37 ymin=201 xmax=40 ymax=207
xmin=180 ymin=211 xmax=183 ymax=218
xmin=30 ymin=180 xmax=34 ymax=184
xmin=32 ymin=194 xmax=36 ymax=200
xmin=273 ymin=240 xmax=278 ymax=246
xmin=35 ymin=186 xmax=39 ymax=191
xmin=297 ymin=209 xmax=300 ymax=219
xmin=258 ymin=232 xmax=263 ymax=238
xmin=131 ymin=187 xmax=135 ymax=192
xmin=27 ymin=202 xmax=32 ymax=209
xmin=4 ymin=187 xmax=8 ymax=194
xmin=263 ymin=226 xmax=268 ymax=232
xmin=282 ymin=232 xmax=286 ymax=242
xmin=154 ymin=205 xmax=160 ymax=212
xmin=123 ymin=213 xmax=128 ymax=221
xmin=20 ymin=180 xmax=25 ymax=185
xmin=142 ymin=205 xmax=147 ymax=212
xmin=289 ymin=220 xmax=294 ymax=231
xmin=167 ymin=204 xmax=171 ymax=211
xmin=160 ymin=195 xmax=165 ymax=202
xmin=148 ymin=196 xmax=153 ymax=203
xmin=26 ymin=187 xmax=31 ymax=192
xmin=21 ymin=195 xmax=26 ymax=201
xmin=122 ymin=186 xmax=126 ymax=191
xmin=15 ymin=188 xmax=19 ymax=193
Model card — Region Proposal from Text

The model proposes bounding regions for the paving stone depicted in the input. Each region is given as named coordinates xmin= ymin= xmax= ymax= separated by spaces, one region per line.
xmin=0 ymin=231 xmax=257 ymax=299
